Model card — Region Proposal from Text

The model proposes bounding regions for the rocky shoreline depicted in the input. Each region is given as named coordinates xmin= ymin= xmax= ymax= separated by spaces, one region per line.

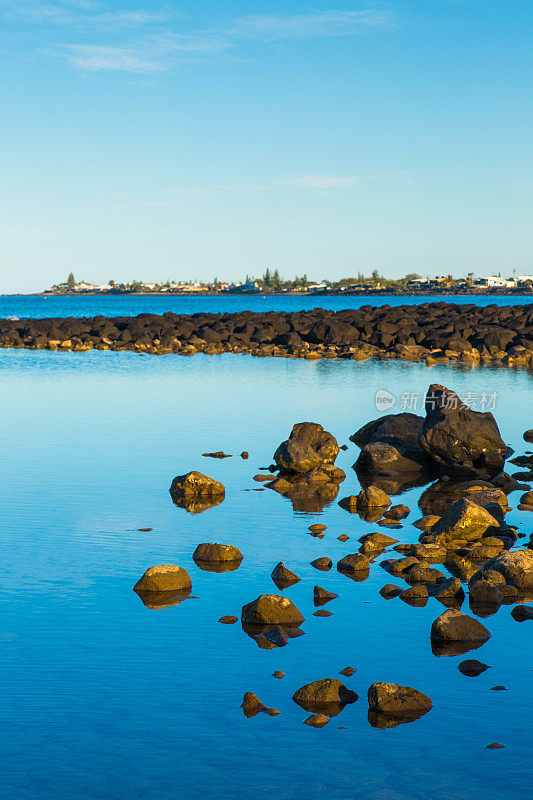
xmin=1 ymin=302 xmax=532 ymax=368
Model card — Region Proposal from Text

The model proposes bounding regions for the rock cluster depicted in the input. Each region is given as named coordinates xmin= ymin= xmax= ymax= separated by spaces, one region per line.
xmin=3 ymin=303 xmax=532 ymax=367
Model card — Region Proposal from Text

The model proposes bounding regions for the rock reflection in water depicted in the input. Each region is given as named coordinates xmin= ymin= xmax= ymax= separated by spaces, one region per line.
xmin=267 ymin=478 xmax=340 ymax=512
xmin=241 ymin=622 xmax=306 ymax=649
xmin=171 ymin=495 xmax=225 ymax=514
xmin=134 ymin=586 xmax=193 ymax=610
xmin=430 ymin=638 xmax=488 ymax=658
xmin=356 ymin=468 xmax=432 ymax=498
xmin=193 ymin=558 xmax=242 ymax=573
xmin=368 ymin=708 xmax=431 ymax=729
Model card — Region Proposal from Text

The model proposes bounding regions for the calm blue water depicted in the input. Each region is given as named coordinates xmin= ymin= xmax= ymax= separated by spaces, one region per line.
xmin=0 ymin=293 xmax=532 ymax=319
xmin=1 ymin=347 xmax=532 ymax=800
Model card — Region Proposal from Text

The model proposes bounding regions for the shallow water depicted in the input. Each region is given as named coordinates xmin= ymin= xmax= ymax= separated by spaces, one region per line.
xmin=1 ymin=348 xmax=532 ymax=800
xmin=0 ymin=292 xmax=532 ymax=320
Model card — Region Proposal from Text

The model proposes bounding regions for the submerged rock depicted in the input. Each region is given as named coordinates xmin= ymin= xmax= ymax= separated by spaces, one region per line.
xmin=458 ymin=659 xmax=490 ymax=677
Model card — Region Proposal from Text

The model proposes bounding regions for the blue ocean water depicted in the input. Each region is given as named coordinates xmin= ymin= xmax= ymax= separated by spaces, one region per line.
xmin=1 ymin=344 xmax=532 ymax=800
xmin=0 ymin=292 xmax=532 ymax=319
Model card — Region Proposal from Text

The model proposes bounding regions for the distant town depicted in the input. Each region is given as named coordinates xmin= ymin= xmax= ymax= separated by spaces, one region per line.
xmin=44 ymin=269 xmax=533 ymax=296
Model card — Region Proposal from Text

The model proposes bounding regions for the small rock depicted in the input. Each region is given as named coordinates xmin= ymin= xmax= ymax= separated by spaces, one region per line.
xmin=313 ymin=609 xmax=333 ymax=617
xmin=339 ymin=667 xmax=356 ymax=677
xmin=138 ymin=528 xmax=152 ymax=532
xmin=254 ymin=474 xmax=274 ymax=482
xmin=490 ymin=685 xmax=507 ymax=691
xmin=486 ymin=742 xmax=505 ymax=749
xmin=202 ymin=451 xmax=231 ymax=458
xmin=169 ymin=471 xmax=225 ymax=498
xmin=241 ymin=692 xmax=268 ymax=718
xmin=337 ymin=534 xmax=349 ymax=542
xmin=309 ymin=523 xmax=327 ymax=534
xmin=240 ymin=451 xmax=249 ymax=459
xmin=271 ymin=562 xmax=301 ymax=590
xmin=458 ymin=659 xmax=490 ymax=677
xmin=218 ymin=615 xmax=238 ymax=624
xmin=511 ymin=604 xmax=533 ymax=621
xmin=304 ymin=713 xmax=330 ymax=727
xmin=313 ymin=585 xmax=338 ymax=605
xmin=356 ymin=486 xmax=392 ymax=513
xmin=337 ymin=553 xmax=370 ymax=573
xmin=400 ymin=584 xmax=429 ymax=604
xmin=272 ymin=671 xmax=284 ymax=679
xmin=384 ymin=504 xmax=410 ymax=521
xmin=311 ymin=557 xmax=332 ymax=571
xmin=379 ymin=584 xmax=403 ymax=599
xmin=293 ymin=679 xmax=358 ymax=711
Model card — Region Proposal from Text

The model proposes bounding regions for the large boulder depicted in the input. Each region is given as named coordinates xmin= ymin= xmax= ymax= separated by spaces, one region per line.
xmin=293 ymin=679 xmax=357 ymax=712
xmin=133 ymin=564 xmax=192 ymax=593
xmin=419 ymin=385 xmax=507 ymax=479
xmin=169 ymin=471 xmax=225 ymax=498
xmin=469 ymin=550 xmax=533 ymax=592
xmin=241 ymin=594 xmax=305 ymax=627
xmin=431 ymin=499 xmax=500 ymax=545
xmin=274 ymin=422 xmax=339 ymax=473
xmin=350 ymin=413 xmax=424 ymax=448
xmin=367 ymin=682 xmax=432 ymax=713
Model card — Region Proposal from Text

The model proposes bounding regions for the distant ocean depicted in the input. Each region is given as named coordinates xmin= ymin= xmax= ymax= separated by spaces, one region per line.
xmin=0 ymin=293 xmax=531 ymax=319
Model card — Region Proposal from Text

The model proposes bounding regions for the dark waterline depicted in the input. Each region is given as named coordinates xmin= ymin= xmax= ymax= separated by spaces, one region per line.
xmin=1 ymin=293 xmax=532 ymax=319
xmin=1 ymin=348 xmax=532 ymax=800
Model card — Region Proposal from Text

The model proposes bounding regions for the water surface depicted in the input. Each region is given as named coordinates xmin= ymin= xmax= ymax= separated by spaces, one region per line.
xmin=1 ymin=348 xmax=532 ymax=800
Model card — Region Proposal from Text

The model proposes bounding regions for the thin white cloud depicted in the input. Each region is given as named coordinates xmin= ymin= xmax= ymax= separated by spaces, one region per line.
xmin=60 ymin=44 xmax=167 ymax=73
xmin=3 ymin=3 xmax=400 ymax=74
xmin=229 ymin=10 xmax=398 ymax=41
xmin=281 ymin=175 xmax=362 ymax=190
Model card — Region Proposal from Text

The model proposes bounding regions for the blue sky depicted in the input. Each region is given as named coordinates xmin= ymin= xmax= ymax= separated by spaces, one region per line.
xmin=0 ymin=1 xmax=531 ymax=291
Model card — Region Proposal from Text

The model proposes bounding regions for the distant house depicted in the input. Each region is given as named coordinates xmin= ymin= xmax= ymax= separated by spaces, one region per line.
xmin=476 ymin=276 xmax=516 ymax=288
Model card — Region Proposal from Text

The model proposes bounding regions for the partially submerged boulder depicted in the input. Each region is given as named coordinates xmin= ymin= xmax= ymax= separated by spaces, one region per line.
xmin=133 ymin=564 xmax=192 ymax=594
xmin=356 ymin=486 xmax=391 ymax=514
xmin=271 ymin=562 xmax=301 ymax=590
xmin=469 ymin=550 xmax=533 ymax=592
xmin=367 ymin=682 xmax=432 ymax=714
xmin=241 ymin=594 xmax=305 ymax=627
xmin=354 ymin=438 xmax=429 ymax=479
xmin=169 ymin=471 xmax=225 ymax=498
xmin=350 ymin=413 xmax=424 ymax=449
xmin=293 ymin=679 xmax=357 ymax=712
xmin=431 ymin=608 xmax=491 ymax=644
xmin=192 ymin=542 xmax=243 ymax=563
xmin=431 ymin=499 xmax=500 ymax=545
xmin=419 ymin=384 xmax=507 ymax=480
xmin=274 ymin=422 xmax=339 ymax=473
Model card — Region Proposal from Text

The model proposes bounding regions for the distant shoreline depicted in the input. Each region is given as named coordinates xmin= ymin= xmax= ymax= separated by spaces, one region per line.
xmin=3 ymin=290 xmax=533 ymax=299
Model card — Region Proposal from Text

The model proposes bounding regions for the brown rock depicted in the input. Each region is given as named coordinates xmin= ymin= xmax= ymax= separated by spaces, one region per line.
xmin=271 ymin=562 xmax=301 ymax=590
xmin=241 ymin=594 xmax=305 ymax=627
xmin=311 ymin=557 xmax=332 ymax=571
xmin=368 ymin=682 xmax=432 ymax=713
xmin=133 ymin=564 xmax=192 ymax=593
xmin=218 ymin=615 xmax=238 ymax=624
xmin=169 ymin=471 xmax=225 ymax=498
xmin=193 ymin=542 xmax=243 ymax=563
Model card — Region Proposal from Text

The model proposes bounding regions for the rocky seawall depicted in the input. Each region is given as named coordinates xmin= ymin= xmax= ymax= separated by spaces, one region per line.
xmin=1 ymin=302 xmax=532 ymax=367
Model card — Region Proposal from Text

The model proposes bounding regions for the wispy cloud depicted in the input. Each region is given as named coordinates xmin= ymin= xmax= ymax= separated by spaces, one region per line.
xmin=281 ymin=175 xmax=362 ymax=190
xmin=1 ymin=3 xmax=400 ymax=74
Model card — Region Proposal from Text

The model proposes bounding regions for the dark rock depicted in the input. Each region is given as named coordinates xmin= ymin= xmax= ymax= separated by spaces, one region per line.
xmin=419 ymin=384 xmax=507 ymax=479
xmin=486 ymin=742 xmax=505 ymax=749
xmin=311 ymin=557 xmax=332 ymax=571
xmin=379 ymin=584 xmax=403 ymax=598
xmin=511 ymin=604 xmax=533 ymax=621
xmin=384 ymin=504 xmax=411 ymax=520
xmin=271 ymin=562 xmax=301 ymax=590
xmin=274 ymin=422 xmax=339 ymax=473
xmin=339 ymin=666 xmax=356 ymax=677
xmin=350 ymin=413 xmax=424 ymax=448
xmin=313 ymin=585 xmax=338 ymax=605
xmin=337 ymin=553 xmax=370 ymax=574
xmin=218 ymin=615 xmax=238 ymax=624
xmin=272 ymin=671 xmax=284 ymax=679
xmin=458 ymin=659 xmax=490 ymax=677
xmin=470 ymin=550 xmax=533 ymax=591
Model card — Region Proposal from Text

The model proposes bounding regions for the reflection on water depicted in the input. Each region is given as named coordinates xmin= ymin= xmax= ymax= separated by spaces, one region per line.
xmin=1 ymin=347 xmax=532 ymax=800
xmin=134 ymin=587 xmax=194 ymax=610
